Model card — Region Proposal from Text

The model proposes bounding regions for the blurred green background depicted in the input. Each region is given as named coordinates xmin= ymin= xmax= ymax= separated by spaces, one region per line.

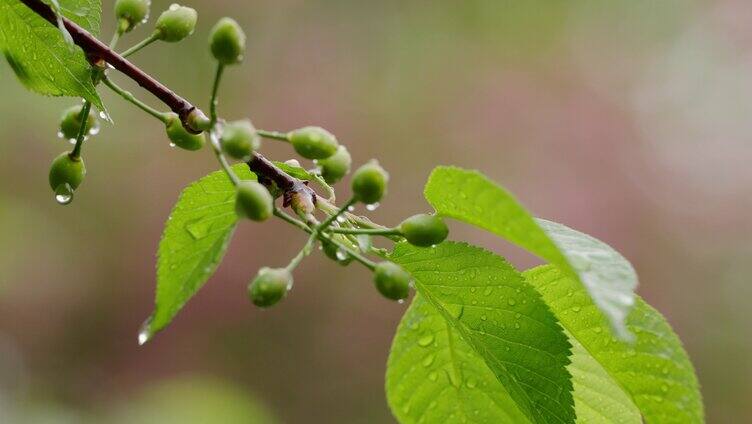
xmin=1 ymin=0 xmax=750 ymax=422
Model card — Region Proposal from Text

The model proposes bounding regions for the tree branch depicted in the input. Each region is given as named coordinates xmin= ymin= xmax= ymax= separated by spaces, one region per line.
xmin=18 ymin=0 xmax=301 ymax=195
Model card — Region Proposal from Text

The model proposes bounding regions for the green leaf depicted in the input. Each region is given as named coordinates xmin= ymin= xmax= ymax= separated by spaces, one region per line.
xmin=424 ymin=166 xmax=637 ymax=339
xmin=0 ymin=0 xmax=106 ymax=113
xmin=390 ymin=242 xmax=575 ymax=424
xmin=145 ymin=165 xmax=255 ymax=339
xmin=271 ymin=161 xmax=314 ymax=180
xmin=525 ymin=265 xmax=704 ymax=423
xmin=387 ymin=295 xmax=641 ymax=424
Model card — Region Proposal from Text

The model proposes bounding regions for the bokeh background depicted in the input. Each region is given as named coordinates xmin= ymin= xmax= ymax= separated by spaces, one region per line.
xmin=1 ymin=0 xmax=750 ymax=422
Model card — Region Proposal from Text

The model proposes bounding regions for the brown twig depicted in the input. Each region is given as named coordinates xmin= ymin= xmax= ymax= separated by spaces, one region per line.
xmin=18 ymin=0 xmax=300 ymax=193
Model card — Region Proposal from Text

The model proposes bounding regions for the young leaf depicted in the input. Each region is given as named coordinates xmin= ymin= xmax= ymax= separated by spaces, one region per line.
xmin=424 ymin=166 xmax=637 ymax=339
xmin=525 ymin=265 xmax=704 ymax=423
xmin=0 ymin=0 xmax=106 ymax=113
xmin=145 ymin=165 xmax=256 ymax=338
xmin=390 ymin=242 xmax=575 ymax=424
xmin=271 ymin=161 xmax=314 ymax=180
xmin=387 ymin=295 xmax=641 ymax=424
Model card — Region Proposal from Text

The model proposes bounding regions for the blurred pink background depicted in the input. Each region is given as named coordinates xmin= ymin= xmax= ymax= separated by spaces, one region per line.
xmin=1 ymin=0 xmax=750 ymax=422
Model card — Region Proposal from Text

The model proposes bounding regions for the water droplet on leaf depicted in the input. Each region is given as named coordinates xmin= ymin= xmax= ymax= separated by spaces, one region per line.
xmin=418 ymin=334 xmax=435 ymax=347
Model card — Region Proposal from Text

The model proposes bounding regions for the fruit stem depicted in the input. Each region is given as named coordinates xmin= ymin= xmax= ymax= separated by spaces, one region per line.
xmin=70 ymin=100 xmax=91 ymax=159
xmin=256 ymin=130 xmax=290 ymax=142
xmin=101 ymin=76 xmax=169 ymax=122
xmin=274 ymin=207 xmax=377 ymax=271
xmin=208 ymin=130 xmax=240 ymax=186
xmin=209 ymin=63 xmax=224 ymax=126
xmin=328 ymin=227 xmax=401 ymax=236
xmin=120 ymin=33 xmax=159 ymax=58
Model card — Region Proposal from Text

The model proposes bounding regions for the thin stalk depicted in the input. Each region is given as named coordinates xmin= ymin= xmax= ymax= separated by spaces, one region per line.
xmin=208 ymin=131 xmax=240 ymax=186
xmin=274 ymin=208 xmax=377 ymax=270
xmin=317 ymin=198 xmax=401 ymax=241
xmin=285 ymin=232 xmax=318 ymax=272
xmin=327 ymin=227 xmax=401 ymax=236
xmin=69 ymin=101 xmax=91 ymax=159
xmin=317 ymin=197 xmax=356 ymax=232
xmin=120 ymin=33 xmax=159 ymax=58
xmin=102 ymin=77 xmax=169 ymax=122
xmin=257 ymin=130 xmax=290 ymax=142
xmin=209 ymin=64 xmax=224 ymax=125
xmin=108 ymin=30 xmax=121 ymax=49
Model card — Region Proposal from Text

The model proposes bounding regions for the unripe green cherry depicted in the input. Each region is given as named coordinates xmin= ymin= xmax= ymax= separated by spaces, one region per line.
xmin=248 ymin=267 xmax=293 ymax=308
xmin=318 ymin=145 xmax=351 ymax=184
xmin=288 ymin=126 xmax=339 ymax=160
xmin=221 ymin=119 xmax=260 ymax=160
xmin=351 ymin=160 xmax=388 ymax=204
xmin=59 ymin=105 xmax=97 ymax=140
xmin=399 ymin=214 xmax=449 ymax=247
xmin=164 ymin=113 xmax=204 ymax=151
xmin=49 ymin=152 xmax=85 ymax=194
xmin=235 ymin=181 xmax=273 ymax=221
xmin=322 ymin=235 xmax=353 ymax=265
xmin=373 ymin=262 xmax=410 ymax=301
xmin=209 ymin=17 xmax=246 ymax=65
xmin=154 ymin=4 xmax=197 ymax=42
xmin=114 ymin=0 xmax=150 ymax=33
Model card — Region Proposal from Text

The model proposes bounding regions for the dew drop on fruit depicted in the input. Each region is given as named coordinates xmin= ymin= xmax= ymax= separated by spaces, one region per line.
xmin=88 ymin=121 xmax=100 ymax=135
xmin=54 ymin=184 xmax=73 ymax=205
xmin=99 ymin=111 xmax=107 ymax=119
xmin=365 ymin=202 xmax=380 ymax=211
xmin=347 ymin=205 xmax=355 ymax=212
xmin=335 ymin=248 xmax=348 ymax=261
xmin=57 ymin=131 xmax=64 ymax=139
xmin=169 ymin=142 xmax=176 ymax=148
xmin=336 ymin=215 xmax=347 ymax=223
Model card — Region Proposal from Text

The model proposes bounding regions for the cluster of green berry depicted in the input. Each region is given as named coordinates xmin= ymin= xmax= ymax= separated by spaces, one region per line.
xmin=49 ymin=0 xmax=450 ymax=307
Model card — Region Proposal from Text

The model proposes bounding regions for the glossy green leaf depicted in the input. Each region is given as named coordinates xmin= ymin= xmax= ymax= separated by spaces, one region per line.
xmin=387 ymin=294 xmax=530 ymax=424
xmin=0 ymin=0 xmax=105 ymax=113
xmin=525 ymin=265 xmax=704 ymax=423
xmin=144 ymin=165 xmax=255 ymax=339
xmin=272 ymin=161 xmax=314 ymax=180
xmin=424 ymin=166 xmax=637 ymax=339
xmin=391 ymin=242 xmax=575 ymax=424
xmin=387 ymin=295 xmax=641 ymax=424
